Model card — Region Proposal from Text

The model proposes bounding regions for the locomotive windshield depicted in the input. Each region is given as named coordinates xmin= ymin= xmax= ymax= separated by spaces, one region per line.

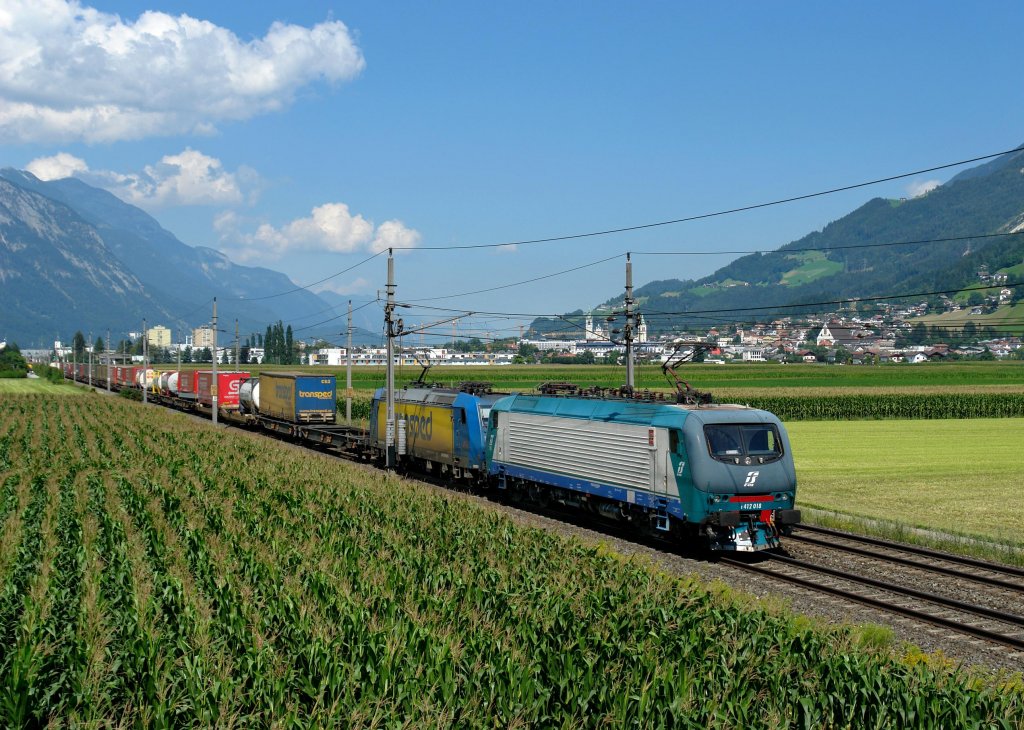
xmin=704 ymin=424 xmax=783 ymax=464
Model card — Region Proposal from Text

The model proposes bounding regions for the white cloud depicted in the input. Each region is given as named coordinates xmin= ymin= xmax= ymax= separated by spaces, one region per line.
xmin=0 ymin=0 xmax=365 ymax=143
xmin=907 ymin=179 xmax=940 ymax=198
xmin=254 ymin=203 xmax=374 ymax=255
xmin=113 ymin=149 xmax=245 ymax=207
xmin=219 ymin=204 xmax=421 ymax=260
xmin=370 ymin=219 xmax=422 ymax=253
xmin=27 ymin=148 xmax=256 ymax=209
xmin=26 ymin=152 xmax=89 ymax=180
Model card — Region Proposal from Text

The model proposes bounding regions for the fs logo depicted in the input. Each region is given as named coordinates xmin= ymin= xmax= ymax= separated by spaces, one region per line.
xmin=743 ymin=471 xmax=760 ymax=488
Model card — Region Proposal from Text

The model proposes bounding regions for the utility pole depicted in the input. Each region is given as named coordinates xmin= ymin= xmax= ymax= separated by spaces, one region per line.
xmin=88 ymin=330 xmax=93 ymax=386
xmin=142 ymin=319 xmax=148 ymax=404
xmin=106 ymin=329 xmax=111 ymax=392
xmin=384 ymin=251 xmax=397 ymax=469
xmin=624 ymin=252 xmax=635 ymax=391
xmin=176 ymin=327 xmax=182 ymax=378
xmin=211 ymin=298 xmax=218 ymax=425
xmin=234 ymin=319 xmax=240 ymax=370
xmin=346 ymin=299 xmax=353 ymax=424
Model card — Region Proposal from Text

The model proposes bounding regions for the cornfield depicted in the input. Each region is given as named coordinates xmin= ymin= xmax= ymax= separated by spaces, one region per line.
xmin=341 ymin=390 xmax=1024 ymax=422
xmin=0 ymin=393 xmax=1021 ymax=727
xmin=739 ymin=393 xmax=1024 ymax=420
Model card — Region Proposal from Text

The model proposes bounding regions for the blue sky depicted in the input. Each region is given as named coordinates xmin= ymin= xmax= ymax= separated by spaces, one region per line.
xmin=3 ymin=1 xmax=1023 ymax=341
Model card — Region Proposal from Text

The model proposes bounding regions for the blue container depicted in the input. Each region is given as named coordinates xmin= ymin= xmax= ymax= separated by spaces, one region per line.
xmin=260 ymin=372 xmax=337 ymax=423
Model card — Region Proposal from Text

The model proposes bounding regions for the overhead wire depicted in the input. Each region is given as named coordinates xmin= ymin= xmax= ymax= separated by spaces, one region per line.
xmin=223 ymin=250 xmax=387 ymax=302
xmin=629 ymin=230 xmax=1024 ymax=257
xmin=402 ymin=253 xmax=623 ymax=302
xmin=197 ymin=145 xmax=1023 ymax=306
xmin=397 ymin=230 xmax=1021 ymax=309
xmin=394 ymin=280 xmax=1022 ymax=321
xmin=390 ymin=145 xmax=1024 ymax=251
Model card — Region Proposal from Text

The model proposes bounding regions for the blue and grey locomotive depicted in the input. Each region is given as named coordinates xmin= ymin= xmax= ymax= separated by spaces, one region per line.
xmin=485 ymin=393 xmax=799 ymax=551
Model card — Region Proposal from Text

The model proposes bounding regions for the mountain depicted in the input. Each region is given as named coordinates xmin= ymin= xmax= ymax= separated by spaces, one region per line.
xmin=0 ymin=177 xmax=176 ymax=344
xmin=0 ymin=169 xmax=347 ymax=347
xmin=530 ymin=144 xmax=1024 ymax=336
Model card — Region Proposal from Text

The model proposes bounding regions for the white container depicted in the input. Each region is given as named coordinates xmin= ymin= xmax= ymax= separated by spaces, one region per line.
xmin=239 ymin=378 xmax=260 ymax=413
xmin=158 ymin=371 xmax=176 ymax=393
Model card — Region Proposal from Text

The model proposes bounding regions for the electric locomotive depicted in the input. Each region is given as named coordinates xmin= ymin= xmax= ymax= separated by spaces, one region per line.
xmin=368 ymin=381 xmax=507 ymax=482
xmin=486 ymin=391 xmax=799 ymax=551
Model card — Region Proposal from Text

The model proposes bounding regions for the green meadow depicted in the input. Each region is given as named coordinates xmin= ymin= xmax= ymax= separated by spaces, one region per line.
xmin=789 ymin=418 xmax=1024 ymax=549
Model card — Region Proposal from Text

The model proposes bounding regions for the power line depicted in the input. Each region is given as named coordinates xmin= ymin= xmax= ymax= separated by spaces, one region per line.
xmin=397 ymin=280 xmax=1022 ymax=321
xmin=630 ymin=230 xmax=1024 ymax=257
xmin=639 ymin=281 xmax=1024 ymax=317
xmin=224 ymin=250 xmax=387 ymax=302
xmin=398 ymin=229 xmax=1021 ymax=307
xmin=176 ymin=146 xmax=1024 ymax=307
xmin=402 ymin=253 xmax=622 ymax=303
xmin=393 ymin=145 xmax=1024 ymax=251
xmin=292 ymin=300 xmax=380 ymax=334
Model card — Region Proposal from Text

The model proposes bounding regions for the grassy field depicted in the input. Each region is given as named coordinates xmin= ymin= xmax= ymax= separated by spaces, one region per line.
xmin=789 ymin=418 xmax=1023 ymax=548
xmin=0 ymin=378 xmax=83 ymax=395
xmin=0 ymin=393 xmax=1020 ymax=727
xmin=220 ymin=361 xmax=1024 ymax=393
xmin=919 ymin=301 xmax=1024 ymax=335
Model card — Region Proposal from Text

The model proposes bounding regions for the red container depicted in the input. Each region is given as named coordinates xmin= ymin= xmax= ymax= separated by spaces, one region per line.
xmin=177 ymin=370 xmax=202 ymax=399
xmin=197 ymin=371 xmax=249 ymax=409
xmin=117 ymin=366 xmax=141 ymax=387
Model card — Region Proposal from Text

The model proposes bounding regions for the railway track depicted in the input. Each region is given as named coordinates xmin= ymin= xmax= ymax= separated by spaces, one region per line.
xmin=721 ymin=526 xmax=1024 ymax=653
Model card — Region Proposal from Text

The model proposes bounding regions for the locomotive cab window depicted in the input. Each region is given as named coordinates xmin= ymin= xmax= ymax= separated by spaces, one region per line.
xmin=704 ymin=424 xmax=782 ymax=464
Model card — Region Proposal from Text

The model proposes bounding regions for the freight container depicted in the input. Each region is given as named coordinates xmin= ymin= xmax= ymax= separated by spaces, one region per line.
xmin=135 ymin=369 xmax=156 ymax=389
xmin=177 ymin=371 xmax=201 ymax=400
xmin=158 ymin=371 xmax=176 ymax=394
xmin=239 ymin=377 xmax=260 ymax=413
xmin=197 ymin=371 xmax=249 ymax=409
xmin=119 ymin=366 xmax=141 ymax=388
xmin=259 ymin=372 xmax=336 ymax=423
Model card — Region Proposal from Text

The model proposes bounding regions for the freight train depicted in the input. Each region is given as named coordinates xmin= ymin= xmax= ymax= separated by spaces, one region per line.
xmin=62 ymin=362 xmax=799 ymax=552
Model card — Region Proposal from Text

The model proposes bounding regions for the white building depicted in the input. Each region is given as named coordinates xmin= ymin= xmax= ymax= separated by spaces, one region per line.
xmin=519 ymin=338 xmax=578 ymax=354
xmin=313 ymin=347 xmax=350 ymax=366
xmin=584 ymin=313 xmax=606 ymax=342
